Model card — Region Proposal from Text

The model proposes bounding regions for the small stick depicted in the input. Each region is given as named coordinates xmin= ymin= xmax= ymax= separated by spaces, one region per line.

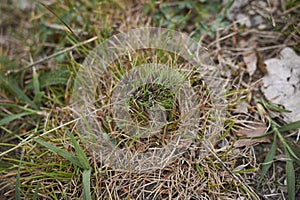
xmin=207 ymin=32 xmax=237 ymax=48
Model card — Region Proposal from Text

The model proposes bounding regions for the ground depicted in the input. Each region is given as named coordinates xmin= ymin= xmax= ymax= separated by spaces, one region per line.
xmin=0 ymin=0 xmax=300 ymax=199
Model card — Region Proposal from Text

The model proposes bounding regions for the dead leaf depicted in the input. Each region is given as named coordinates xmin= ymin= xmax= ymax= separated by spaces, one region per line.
xmin=234 ymin=123 xmax=270 ymax=148
xmin=234 ymin=101 xmax=249 ymax=114
xmin=239 ymin=38 xmax=258 ymax=76
xmin=243 ymin=51 xmax=257 ymax=76
xmin=262 ymin=47 xmax=300 ymax=122
xmin=256 ymin=49 xmax=268 ymax=75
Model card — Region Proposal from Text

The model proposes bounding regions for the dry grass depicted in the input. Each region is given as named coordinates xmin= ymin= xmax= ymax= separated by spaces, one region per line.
xmin=1 ymin=0 xmax=300 ymax=199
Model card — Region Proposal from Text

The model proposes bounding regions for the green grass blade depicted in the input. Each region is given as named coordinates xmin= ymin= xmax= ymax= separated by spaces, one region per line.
xmin=286 ymin=141 xmax=300 ymax=166
xmin=33 ymin=182 xmax=40 ymax=200
xmin=276 ymin=131 xmax=300 ymax=164
xmin=0 ymin=102 xmax=40 ymax=113
xmin=258 ymin=133 xmax=277 ymax=184
xmin=284 ymin=147 xmax=295 ymax=200
xmin=0 ymin=160 xmax=13 ymax=169
xmin=34 ymin=138 xmax=84 ymax=168
xmin=82 ymin=168 xmax=92 ymax=200
xmin=0 ymin=73 xmax=38 ymax=110
xmin=278 ymin=120 xmax=300 ymax=132
xmin=285 ymin=142 xmax=300 ymax=166
xmin=0 ymin=112 xmax=33 ymax=126
xmin=16 ymin=165 xmax=21 ymax=200
xmin=25 ymin=67 xmax=70 ymax=90
xmin=66 ymin=129 xmax=90 ymax=170
xmin=259 ymin=99 xmax=291 ymax=113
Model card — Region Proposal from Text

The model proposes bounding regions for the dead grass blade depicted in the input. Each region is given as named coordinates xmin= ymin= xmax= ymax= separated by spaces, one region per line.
xmin=0 ymin=117 xmax=80 ymax=157
xmin=5 ymin=36 xmax=98 ymax=75
xmin=200 ymin=139 xmax=260 ymax=199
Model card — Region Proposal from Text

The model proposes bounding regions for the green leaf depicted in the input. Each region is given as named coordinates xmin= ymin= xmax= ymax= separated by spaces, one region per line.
xmin=259 ymin=134 xmax=277 ymax=184
xmin=0 ymin=112 xmax=33 ymax=126
xmin=278 ymin=120 xmax=300 ymax=132
xmin=0 ymin=73 xmax=38 ymax=110
xmin=285 ymin=147 xmax=295 ymax=200
xmin=34 ymin=138 xmax=84 ymax=168
xmin=83 ymin=168 xmax=92 ymax=200
xmin=66 ymin=129 xmax=90 ymax=170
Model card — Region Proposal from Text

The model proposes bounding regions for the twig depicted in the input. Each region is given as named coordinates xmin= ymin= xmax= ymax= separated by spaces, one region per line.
xmin=267 ymin=0 xmax=276 ymax=27
xmin=207 ymin=32 xmax=237 ymax=48
xmin=5 ymin=36 xmax=98 ymax=76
